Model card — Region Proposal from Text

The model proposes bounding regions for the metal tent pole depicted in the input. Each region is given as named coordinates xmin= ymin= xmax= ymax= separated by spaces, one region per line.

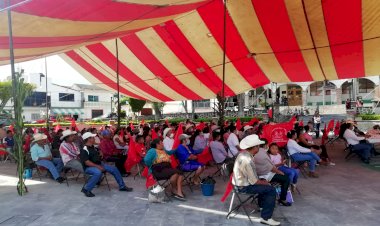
xmin=115 ymin=39 xmax=121 ymax=128
xmin=45 ymin=57 xmax=49 ymax=129
xmin=7 ymin=0 xmax=16 ymax=116
xmin=221 ymin=0 xmax=227 ymax=124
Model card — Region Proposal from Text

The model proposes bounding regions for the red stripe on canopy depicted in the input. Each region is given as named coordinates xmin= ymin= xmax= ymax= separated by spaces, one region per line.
xmin=252 ymin=0 xmax=314 ymax=82
xmin=154 ymin=21 xmax=235 ymax=96
xmin=197 ymin=0 xmax=270 ymax=87
xmin=86 ymin=43 xmax=173 ymax=101
xmin=12 ymin=0 xmax=211 ymax=21
xmin=65 ymin=50 xmax=146 ymax=100
xmin=120 ymin=34 xmax=202 ymax=100
xmin=322 ymin=0 xmax=365 ymax=79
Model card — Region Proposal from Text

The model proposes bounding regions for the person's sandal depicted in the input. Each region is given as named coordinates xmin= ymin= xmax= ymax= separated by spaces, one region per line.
xmin=173 ymin=194 xmax=187 ymax=201
xmin=278 ymin=200 xmax=291 ymax=206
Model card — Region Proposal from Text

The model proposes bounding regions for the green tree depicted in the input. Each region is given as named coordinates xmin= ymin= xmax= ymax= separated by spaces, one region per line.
xmin=152 ymin=102 xmax=165 ymax=120
xmin=0 ymin=79 xmax=34 ymax=112
xmin=129 ymin=98 xmax=146 ymax=115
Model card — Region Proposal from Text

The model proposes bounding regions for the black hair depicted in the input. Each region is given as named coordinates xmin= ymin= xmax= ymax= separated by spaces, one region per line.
xmin=287 ymin=130 xmax=296 ymax=139
xmin=269 ymin=142 xmax=278 ymax=149
xmin=258 ymin=138 xmax=268 ymax=148
xmin=150 ymin=138 xmax=161 ymax=149
xmin=135 ymin=134 xmax=144 ymax=142
xmin=229 ymin=125 xmax=236 ymax=133
xmin=202 ymin=127 xmax=210 ymax=133
xmin=6 ymin=130 xmax=12 ymax=134
xmin=304 ymin=125 xmax=310 ymax=132
xmin=212 ymin=131 xmax=221 ymax=140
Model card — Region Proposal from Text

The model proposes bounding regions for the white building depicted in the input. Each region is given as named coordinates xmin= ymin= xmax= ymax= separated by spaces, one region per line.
xmin=4 ymin=73 xmax=113 ymax=121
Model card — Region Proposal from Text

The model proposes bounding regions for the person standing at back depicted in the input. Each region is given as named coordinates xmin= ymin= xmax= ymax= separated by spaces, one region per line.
xmin=313 ymin=112 xmax=321 ymax=138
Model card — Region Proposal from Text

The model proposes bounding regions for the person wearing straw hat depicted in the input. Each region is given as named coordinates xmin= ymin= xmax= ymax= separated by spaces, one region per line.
xmin=80 ymin=132 xmax=133 ymax=197
xmin=232 ymin=134 xmax=280 ymax=226
xmin=59 ymin=130 xmax=83 ymax=173
xmin=31 ymin=133 xmax=65 ymax=183
xmin=163 ymin=127 xmax=174 ymax=151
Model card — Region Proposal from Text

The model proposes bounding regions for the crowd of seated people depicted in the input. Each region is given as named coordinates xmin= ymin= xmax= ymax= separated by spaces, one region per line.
xmin=340 ymin=120 xmax=379 ymax=164
xmin=14 ymin=116 xmax=351 ymax=225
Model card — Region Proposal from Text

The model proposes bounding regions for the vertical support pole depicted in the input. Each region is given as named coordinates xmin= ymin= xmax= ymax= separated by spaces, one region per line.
xmin=45 ymin=57 xmax=49 ymax=129
xmin=115 ymin=39 xmax=121 ymax=128
xmin=220 ymin=0 xmax=227 ymax=126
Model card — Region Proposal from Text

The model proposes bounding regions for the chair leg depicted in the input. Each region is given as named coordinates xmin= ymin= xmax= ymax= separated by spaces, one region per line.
xmin=103 ymin=173 xmax=111 ymax=191
xmin=227 ymin=193 xmax=235 ymax=215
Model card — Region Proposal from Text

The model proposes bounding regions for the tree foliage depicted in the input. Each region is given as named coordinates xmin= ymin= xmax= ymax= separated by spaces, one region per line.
xmin=152 ymin=102 xmax=165 ymax=119
xmin=129 ymin=98 xmax=146 ymax=113
xmin=0 ymin=79 xmax=35 ymax=112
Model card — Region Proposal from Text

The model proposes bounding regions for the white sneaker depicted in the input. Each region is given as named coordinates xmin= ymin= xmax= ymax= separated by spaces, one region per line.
xmin=329 ymin=162 xmax=336 ymax=166
xmin=260 ymin=218 xmax=281 ymax=226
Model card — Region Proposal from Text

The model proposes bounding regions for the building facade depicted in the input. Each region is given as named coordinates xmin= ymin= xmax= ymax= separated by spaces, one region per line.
xmin=3 ymin=73 xmax=113 ymax=121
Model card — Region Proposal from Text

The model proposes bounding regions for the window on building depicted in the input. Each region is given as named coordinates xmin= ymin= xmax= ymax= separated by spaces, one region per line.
xmin=24 ymin=91 xmax=47 ymax=107
xmin=310 ymin=82 xmax=323 ymax=96
xmin=31 ymin=113 xmax=40 ymax=120
xmin=342 ymin=81 xmax=352 ymax=94
xmin=88 ymin=95 xmax=99 ymax=102
xmin=358 ymin=78 xmax=375 ymax=93
xmin=59 ymin=93 xmax=74 ymax=102
xmin=310 ymin=82 xmax=335 ymax=96
xmin=193 ymin=100 xmax=211 ymax=108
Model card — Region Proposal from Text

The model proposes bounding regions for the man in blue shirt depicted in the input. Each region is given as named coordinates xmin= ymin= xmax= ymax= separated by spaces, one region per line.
xmin=30 ymin=133 xmax=65 ymax=183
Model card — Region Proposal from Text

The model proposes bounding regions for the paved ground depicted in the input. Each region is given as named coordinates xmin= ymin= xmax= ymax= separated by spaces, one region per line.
xmin=1 ymin=140 xmax=380 ymax=226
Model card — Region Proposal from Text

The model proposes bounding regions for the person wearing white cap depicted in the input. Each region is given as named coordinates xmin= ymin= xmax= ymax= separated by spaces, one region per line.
xmin=176 ymin=134 xmax=205 ymax=185
xmin=59 ymin=130 xmax=83 ymax=173
xmin=30 ymin=133 xmax=65 ymax=183
xmin=80 ymin=132 xmax=133 ymax=197
xmin=163 ymin=127 xmax=174 ymax=151
xmin=226 ymin=126 xmax=241 ymax=158
xmin=232 ymin=135 xmax=280 ymax=226
xmin=242 ymin=125 xmax=254 ymax=139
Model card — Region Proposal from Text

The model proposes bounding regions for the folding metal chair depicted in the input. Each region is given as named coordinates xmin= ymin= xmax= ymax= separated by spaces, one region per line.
xmin=63 ymin=166 xmax=83 ymax=187
xmin=342 ymin=138 xmax=359 ymax=161
xmin=226 ymin=186 xmax=259 ymax=224
xmin=287 ymin=151 xmax=308 ymax=179
xmin=152 ymin=174 xmax=172 ymax=202
xmin=133 ymin=163 xmax=145 ymax=180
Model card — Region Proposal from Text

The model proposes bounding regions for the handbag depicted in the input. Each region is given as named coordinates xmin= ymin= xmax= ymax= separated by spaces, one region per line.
xmin=148 ymin=185 xmax=166 ymax=203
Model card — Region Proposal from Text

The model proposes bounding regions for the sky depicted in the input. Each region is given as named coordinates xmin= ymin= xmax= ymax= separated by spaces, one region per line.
xmin=0 ymin=55 xmax=90 ymax=86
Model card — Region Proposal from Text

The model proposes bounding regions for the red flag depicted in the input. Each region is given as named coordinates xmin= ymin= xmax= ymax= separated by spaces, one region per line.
xmin=170 ymin=124 xmax=183 ymax=169
xmin=129 ymin=122 xmax=135 ymax=130
xmin=197 ymin=146 xmax=213 ymax=165
xmin=71 ymin=119 xmax=79 ymax=131
xmin=289 ymin=116 xmax=297 ymax=124
xmin=299 ymin=120 xmax=304 ymax=127
xmin=221 ymin=175 xmax=234 ymax=202
xmin=334 ymin=121 xmax=341 ymax=136
xmin=321 ymin=124 xmax=328 ymax=145
xmin=119 ymin=128 xmax=125 ymax=138
xmin=165 ymin=119 xmax=169 ymax=126
xmin=54 ymin=124 xmax=61 ymax=133
xmin=327 ymin=119 xmax=334 ymax=133
xmin=9 ymin=124 xmax=14 ymax=133
xmin=32 ymin=127 xmax=37 ymax=134
xmin=141 ymin=119 xmax=145 ymax=125
xmin=248 ymin=117 xmax=259 ymax=126
xmin=196 ymin=122 xmax=205 ymax=131
xmin=151 ymin=129 xmax=158 ymax=140
xmin=261 ymin=122 xmax=293 ymax=147
xmin=236 ymin=118 xmax=242 ymax=131
xmin=142 ymin=167 xmax=157 ymax=188
xmin=268 ymin=108 xmax=273 ymax=119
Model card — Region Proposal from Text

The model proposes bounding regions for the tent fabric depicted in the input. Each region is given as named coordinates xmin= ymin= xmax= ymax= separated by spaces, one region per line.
xmin=2 ymin=0 xmax=380 ymax=101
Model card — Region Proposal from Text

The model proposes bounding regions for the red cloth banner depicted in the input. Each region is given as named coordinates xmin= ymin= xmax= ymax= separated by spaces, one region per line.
xmin=261 ymin=122 xmax=293 ymax=147
xmin=170 ymin=123 xmax=183 ymax=169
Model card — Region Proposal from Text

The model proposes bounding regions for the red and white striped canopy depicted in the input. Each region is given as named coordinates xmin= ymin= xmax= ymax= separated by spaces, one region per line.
xmin=2 ymin=0 xmax=380 ymax=101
